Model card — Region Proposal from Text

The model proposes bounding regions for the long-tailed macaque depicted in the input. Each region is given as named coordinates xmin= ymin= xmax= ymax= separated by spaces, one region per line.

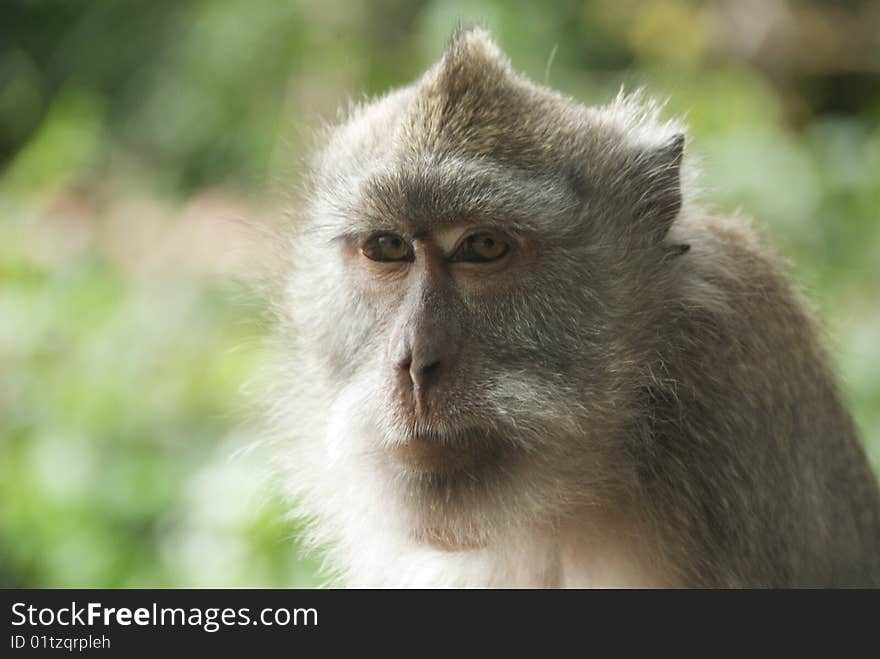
xmin=267 ymin=28 xmax=880 ymax=587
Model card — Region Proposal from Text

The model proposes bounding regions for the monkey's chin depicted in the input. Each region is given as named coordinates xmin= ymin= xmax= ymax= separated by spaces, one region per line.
xmin=380 ymin=429 xmax=521 ymax=551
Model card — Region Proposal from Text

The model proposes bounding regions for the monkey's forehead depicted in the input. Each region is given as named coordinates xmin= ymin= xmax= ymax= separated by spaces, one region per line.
xmin=316 ymin=153 xmax=583 ymax=238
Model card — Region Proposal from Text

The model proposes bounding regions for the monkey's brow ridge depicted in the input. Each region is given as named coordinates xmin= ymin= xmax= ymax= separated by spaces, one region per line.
xmin=334 ymin=157 xmax=582 ymax=237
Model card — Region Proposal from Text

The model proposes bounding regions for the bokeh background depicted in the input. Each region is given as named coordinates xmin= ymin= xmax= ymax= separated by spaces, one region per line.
xmin=2 ymin=0 xmax=878 ymax=587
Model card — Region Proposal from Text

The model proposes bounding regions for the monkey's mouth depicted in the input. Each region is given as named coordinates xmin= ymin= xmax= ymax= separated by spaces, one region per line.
xmin=388 ymin=427 xmax=505 ymax=475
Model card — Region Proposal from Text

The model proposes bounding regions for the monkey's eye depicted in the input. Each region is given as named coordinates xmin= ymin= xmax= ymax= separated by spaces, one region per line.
xmin=451 ymin=231 xmax=511 ymax=263
xmin=361 ymin=234 xmax=413 ymax=262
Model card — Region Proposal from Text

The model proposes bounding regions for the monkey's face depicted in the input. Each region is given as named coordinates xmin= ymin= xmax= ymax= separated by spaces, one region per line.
xmin=285 ymin=153 xmax=640 ymax=550
xmin=280 ymin=30 xmax=683 ymax=550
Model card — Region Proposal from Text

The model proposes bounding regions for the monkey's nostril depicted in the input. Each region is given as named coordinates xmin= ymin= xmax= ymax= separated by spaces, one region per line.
xmin=411 ymin=359 xmax=442 ymax=391
xmin=421 ymin=360 xmax=440 ymax=375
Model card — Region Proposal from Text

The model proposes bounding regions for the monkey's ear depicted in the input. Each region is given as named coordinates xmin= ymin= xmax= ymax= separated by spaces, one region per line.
xmin=635 ymin=133 xmax=685 ymax=241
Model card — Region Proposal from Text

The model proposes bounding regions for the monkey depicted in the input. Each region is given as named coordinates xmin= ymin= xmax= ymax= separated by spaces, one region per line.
xmin=265 ymin=27 xmax=880 ymax=587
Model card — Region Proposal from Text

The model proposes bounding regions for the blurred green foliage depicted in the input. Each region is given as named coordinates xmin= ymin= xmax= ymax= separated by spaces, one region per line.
xmin=1 ymin=0 xmax=878 ymax=587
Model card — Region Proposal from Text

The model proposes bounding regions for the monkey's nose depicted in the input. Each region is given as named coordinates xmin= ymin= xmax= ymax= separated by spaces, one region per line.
xmin=391 ymin=313 xmax=457 ymax=408
xmin=398 ymin=356 xmax=443 ymax=400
